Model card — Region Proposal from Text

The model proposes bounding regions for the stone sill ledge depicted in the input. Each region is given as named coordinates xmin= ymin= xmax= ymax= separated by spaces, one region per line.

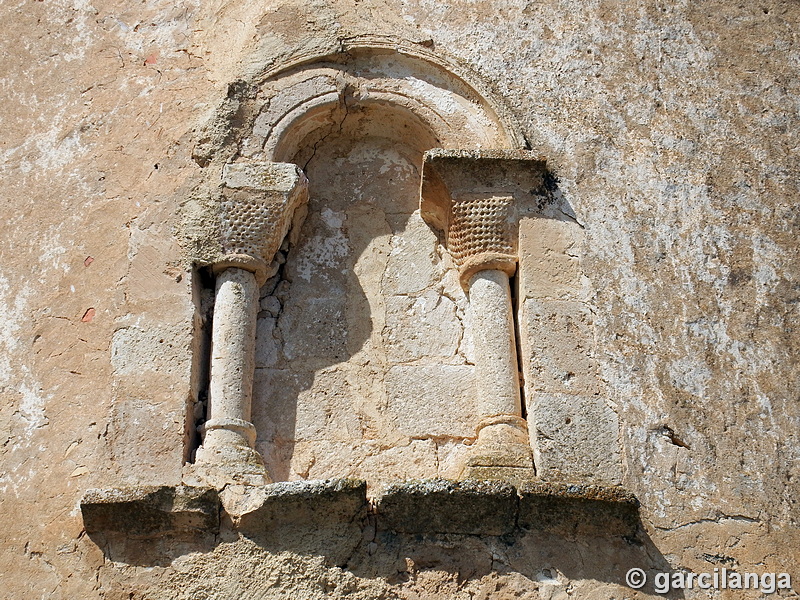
xmin=81 ymin=479 xmax=639 ymax=540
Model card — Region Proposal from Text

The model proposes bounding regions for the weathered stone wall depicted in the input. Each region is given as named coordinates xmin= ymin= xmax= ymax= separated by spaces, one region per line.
xmin=1 ymin=0 xmax=797 ymax=598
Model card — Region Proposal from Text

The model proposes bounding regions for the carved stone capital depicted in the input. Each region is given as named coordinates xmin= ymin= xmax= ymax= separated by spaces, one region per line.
xmin=214 ymin=161 xmax=308 ymax=285
xmin=420 ymin=149 xmax=547 ymax=288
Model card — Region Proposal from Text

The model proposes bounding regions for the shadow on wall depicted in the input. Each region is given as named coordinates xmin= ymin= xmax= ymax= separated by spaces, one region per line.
xmin=83 ymin=481 xmax=682 ymax=598
xmin=249 ymin=101 xmax=438 ymax=482
xmin=245 ymin=101 xmax=581 ymax=484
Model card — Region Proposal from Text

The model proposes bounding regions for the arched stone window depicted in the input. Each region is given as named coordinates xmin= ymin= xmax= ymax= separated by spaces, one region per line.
xmin=182 ymin=43 xmax=620 ymax=489
xmin=82 ymin=43 xmax=633 ymax=553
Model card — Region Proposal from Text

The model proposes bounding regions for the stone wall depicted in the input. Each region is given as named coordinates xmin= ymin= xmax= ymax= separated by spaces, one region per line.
xmin=1 ymin=0 xmax=798 ymax=598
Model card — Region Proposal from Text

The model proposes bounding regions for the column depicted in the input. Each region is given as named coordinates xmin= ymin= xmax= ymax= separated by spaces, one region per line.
xmin=420 ymin=149 xmax=547 ymax=481
xmin=191 ymin=162 xmax=308 ymax=488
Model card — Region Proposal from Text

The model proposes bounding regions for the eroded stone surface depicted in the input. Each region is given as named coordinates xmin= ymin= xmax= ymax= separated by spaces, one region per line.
xmin=1 ymin=0 xmax=798 ymax=598
xmin=81 ymin=486 xmax=220 ymax=537
xmin=224 ymin=479 xmax=367 ymax=537
xmin=377 ymin=479 xmax=519 ymax=536
xmin=517 ymin=481 xmax=639 ymax=537
xmin=529 ymin=392 xmax=623 ymax=485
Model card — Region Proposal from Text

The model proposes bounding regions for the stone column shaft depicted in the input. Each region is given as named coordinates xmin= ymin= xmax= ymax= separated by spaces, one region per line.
xmin=193 ymin=264 xmax=269 ymax=487
xmin=204 ymin=267 xmax=259 ymax=450
xmin=463 ymin=263 xmax=533 ymax=477
xmin=468 ymin=269 xmax=521 ymax=420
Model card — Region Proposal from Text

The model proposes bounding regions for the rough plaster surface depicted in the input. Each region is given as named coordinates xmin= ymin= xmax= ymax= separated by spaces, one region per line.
xmin=0 ymin=0 xmax=798 ymax=598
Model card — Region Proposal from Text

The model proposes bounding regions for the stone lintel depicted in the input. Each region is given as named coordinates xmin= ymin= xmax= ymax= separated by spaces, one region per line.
xmin=80 ymin=485 xmax=220 ymax=537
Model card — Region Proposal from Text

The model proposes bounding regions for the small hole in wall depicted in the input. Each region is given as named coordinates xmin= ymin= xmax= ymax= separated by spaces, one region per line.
xmin=543 ymin=171 xmax=560 ymax=193
xmin=565 ymin=417 xmax=572 ymax=425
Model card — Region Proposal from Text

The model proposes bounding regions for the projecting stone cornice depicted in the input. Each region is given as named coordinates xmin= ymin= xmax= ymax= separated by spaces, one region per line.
xmin=81 ymin=479 xmax=640 ymax=545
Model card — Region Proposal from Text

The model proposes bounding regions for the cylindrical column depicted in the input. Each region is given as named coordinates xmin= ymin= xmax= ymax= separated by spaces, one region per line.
xmin=203 ymin=267 xmax=259 ymax=451
xmin=191 ymin=266 xmax=270 ymax=488
xmin=468 ymin=269 xmax=521 ymax=419
xmin=462 ymin=266 xmax=533 ymax=478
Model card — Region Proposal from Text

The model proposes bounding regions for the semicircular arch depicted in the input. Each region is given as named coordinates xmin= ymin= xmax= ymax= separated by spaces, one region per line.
xmin=236 ymin=43 xmax=528 ymax=163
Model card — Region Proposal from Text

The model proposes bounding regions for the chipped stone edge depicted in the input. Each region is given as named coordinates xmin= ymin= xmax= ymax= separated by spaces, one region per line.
xmin=80 ymin=485 xmax=221 ymax=536
xmin=80 ymin=479 xmax=639 ymax=538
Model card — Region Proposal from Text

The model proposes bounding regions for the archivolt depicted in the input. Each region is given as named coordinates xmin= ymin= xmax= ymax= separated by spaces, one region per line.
xmin=233 ymin=40 xmax=528 ymax=163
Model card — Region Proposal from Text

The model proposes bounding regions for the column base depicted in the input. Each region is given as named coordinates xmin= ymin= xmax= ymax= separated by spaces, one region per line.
xmin=460 ymin=416 xmax=536 ymax=483
xmin=461 ymin=465 xmax=538 ymax=485
xmin=185 ymin=445 xmax=272 ymax=489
